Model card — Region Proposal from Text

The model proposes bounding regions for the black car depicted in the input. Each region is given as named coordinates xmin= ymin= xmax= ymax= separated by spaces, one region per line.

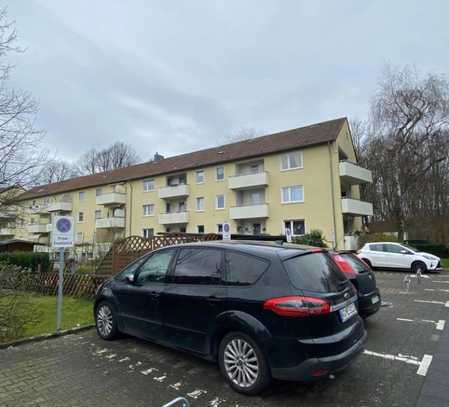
xmin=94 ymin=241 xmax=366 ymax=395
xmin=331 ymin=251 xmax=381 ymax=318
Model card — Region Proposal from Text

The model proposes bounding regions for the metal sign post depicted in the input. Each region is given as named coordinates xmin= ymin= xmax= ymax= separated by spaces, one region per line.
xmin=52 ymin=216 xmax=74 ymax=334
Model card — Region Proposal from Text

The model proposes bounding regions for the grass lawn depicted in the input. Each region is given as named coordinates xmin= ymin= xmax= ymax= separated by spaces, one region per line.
xmin=442 ymin=258 xmax=449 ymax=270
xmin=2 ymin=294 xmax=94 ymax=341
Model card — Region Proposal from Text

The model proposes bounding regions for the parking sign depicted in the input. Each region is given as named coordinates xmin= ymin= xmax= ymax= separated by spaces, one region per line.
xmin=52 ymin=216 xmax=74 ymax=247
xmin=222 ymin=222 xmax=231 ymax=241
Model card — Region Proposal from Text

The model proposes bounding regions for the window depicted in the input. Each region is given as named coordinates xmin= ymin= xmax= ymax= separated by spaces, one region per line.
xmin=281 ymin=186 xmax=304 ymax=203
xmin=96 ymin=187 xmax=102 ymax=196
xmin=197 ymin=225 xmax=205 ymax=234
xmin=79 ymin=191 xmax=85 ymax=201
xmin=281 ymin=151 xmax=303 ymax=170
xmin=143 ymin=204 xmax=154 ymax=216
xmin=216 ymin=166 xmax=225 ymax=181
xmin=196 ymin=169 xmax=205 ymax=184
xmin=136 ymin=249 xmax=175 ymax=285
xmin=284 ymin=252 xmax=347 ymax=293
xmin=95 ymin=209 xmax=102 ymax=220
xmin=172 ymin=248 xmax=223 ymax=285
xmin=370 ymin=244 xmax=384 ymax=252
xmin=115 ymin=255 xmax=149 ymax=282
xmin=216 ymin=194 xmax=225 ymax=209
xmin=385 ymin=244 xmax=409 ymax=254
xmin=225 ymin=251 xmax=269 ymax=285
xmin=196 ymin=197 xmax=205 ymax=211
xmin=284 ymin=220 xmax=305 ymax=236
xmin=217 ymin=224 xmax=223 ymax=233
xmin=76 ymin=232 xmax=83 ymax=243
xmin=143 ymin=179 xmax=155 ymax=192
xmin=143 ymin=228 xmax=154 ymax=238
xmin=78 ymin=212 xmax=84 ymax=222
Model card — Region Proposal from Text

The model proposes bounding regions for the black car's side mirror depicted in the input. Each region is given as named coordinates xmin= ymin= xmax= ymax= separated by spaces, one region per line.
xmin=126 ymin=274 xmax=135 ymax=284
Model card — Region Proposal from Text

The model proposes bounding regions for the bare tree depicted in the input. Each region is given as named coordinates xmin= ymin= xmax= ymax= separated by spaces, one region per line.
xmin=0 ymin=8 xmax=45 ymax=205
xmin=36 ymin=159 xmax=79 ymax=185
xmin=361 ymin=65 xmax=449 ymax=240
xmin=221 ymin=127 xmax=261 ymax=144
xmin=77 ymin=142 xmax=140 ymax=175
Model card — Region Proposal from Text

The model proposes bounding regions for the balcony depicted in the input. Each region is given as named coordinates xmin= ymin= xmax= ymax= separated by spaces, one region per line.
xmin=0 ymin=209 xmax=16 ymax=219
xmin=0 ymin=227 xmax=15 ymax=236
xmin=228 ymin=171 xmax=268 ymax=190
xmin=96 ymin=192 xmax=126 ymax=206
xmin=341 ymin=198 xmax=373 ymax=216
xmin=95 ymin=217 xmax=125 ymax=229
xmin=339 ymin=161 xmax=372 ymax=185
xmin=158 ymin=211 xmax=189 ymax=225
xmin=27 ymin=223 xmax=51 ymax=234
xmin=158 ymin=184 xmax=189 ymax=199
xmin=230 ymin=204 xmax=269 ymax=220
xmin=48 ymin=201 xmax=72 ymax=212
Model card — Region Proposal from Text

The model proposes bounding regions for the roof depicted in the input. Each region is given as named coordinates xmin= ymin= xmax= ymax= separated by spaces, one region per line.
xmin=17 ymin=117 xmax=347 ymax=201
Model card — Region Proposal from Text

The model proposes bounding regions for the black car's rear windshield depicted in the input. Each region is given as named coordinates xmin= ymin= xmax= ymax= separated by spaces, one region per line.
xmin=283 ymin=252 xmax=347 ymax=293
xmin=339 ymin=253 xmax=369 ymax=273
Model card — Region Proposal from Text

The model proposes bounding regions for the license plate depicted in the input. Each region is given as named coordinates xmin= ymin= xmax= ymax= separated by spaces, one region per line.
xmin=339 ymin=302 xmax=358 ymax=322
xmin=371 ymin=295 xmax=380 ymax=304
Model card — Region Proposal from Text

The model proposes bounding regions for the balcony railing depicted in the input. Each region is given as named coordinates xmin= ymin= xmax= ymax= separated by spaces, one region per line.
xmin=229 ymin=203 xmax=269 ymax=220
xmin=339 ymin=161 xmax=372 ymax=185
xmin=27 ymin=223 xmax=52 ymax=234
xmin=95 ymin=217 xmax=125 ymax=229
xmin=30 ymin=205 xmax=50 ymax=215
xmin=47 ymin=201 xmax=72 ymax=212
xmin=341 ymin=198 xmax=373 ymax=216
xmin=96 ymin=192 xmax=126 ymax=206
xmin=158 ymin=211 xmax=189 ymax=225
xmin=0 ymin=227 xmax=15 ymax=236
xmin=158 ymin=184 xmax=190 ymax=199
xmin=228 ymin=171 xmax=268 ymax=190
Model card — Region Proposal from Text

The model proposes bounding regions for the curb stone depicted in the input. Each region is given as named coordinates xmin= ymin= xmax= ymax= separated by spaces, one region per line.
xmin=0 ymin=324 xmax=95 ymax=350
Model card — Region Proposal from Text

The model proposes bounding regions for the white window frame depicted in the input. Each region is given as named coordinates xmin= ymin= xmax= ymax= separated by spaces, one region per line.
xmin=143 ymin=204 xmax=154 ymax=217
xmin=216 ymin=194 xmax=225 ymax=210
xmin=95 ymin=187 xmax=102 ymax=196
xmin=281 ymin=185 xmax=304 ymax=204
xmin=78 ymin=211 xmax=84 ymax=223
xmin=76 ymin=232 xmax=84 ymax=243
xmin=142 ymin=228 xmax=154 ymax=239
xmin=197 ymin=225 xmax=205 ymax=234
xmin=283 ymin=219 xmax=306 ymax=236
xmin=94 ymin=209 xmax=102 ymax=220
xmin=196 ymin=197 xmax=205 ymax=212
xmin=79 ymin=191 xmax=85 ymax=201
xmin=280 ymin=151 xmax=304 ymax=171
xmin=196 ymin=169 xmax=205 ymax=184
xmin=143 ymin=178 xmax=155 ymax=192
xmin=216 ymin=166 xmax=225 ymax=181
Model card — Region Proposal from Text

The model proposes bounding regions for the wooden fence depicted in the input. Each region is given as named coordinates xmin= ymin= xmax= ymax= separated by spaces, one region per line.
xmin=95 ymin=233 xmax=220 ymax=276
xmin=35 ymin=272 xmax=107 ymax=298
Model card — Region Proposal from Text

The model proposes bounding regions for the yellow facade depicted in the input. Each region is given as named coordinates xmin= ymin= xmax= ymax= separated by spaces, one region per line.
xmin=10 ymin=120 xmax=373 ymax=253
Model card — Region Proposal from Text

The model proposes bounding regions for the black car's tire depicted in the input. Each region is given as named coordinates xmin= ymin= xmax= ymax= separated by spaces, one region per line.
xmin=411 ymin=261 xmax=427 ymax=274
xmin=95 ymin=301 xmax=119 ymax=340
xmin=218 ymin=332 xmax=271 ymax=395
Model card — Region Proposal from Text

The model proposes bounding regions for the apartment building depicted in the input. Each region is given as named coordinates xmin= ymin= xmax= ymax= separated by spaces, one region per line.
xmin=10 ymin=117 xmax=373 ymax=253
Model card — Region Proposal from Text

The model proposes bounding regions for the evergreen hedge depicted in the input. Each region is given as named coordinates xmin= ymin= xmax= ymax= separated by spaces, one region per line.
xmin=0 ymin=252 xmax=51 ymax=272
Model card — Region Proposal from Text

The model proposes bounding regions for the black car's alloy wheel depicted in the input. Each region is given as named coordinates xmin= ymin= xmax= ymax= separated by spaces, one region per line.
xmin=95 ymin=301 xmax=118 ymax=340
xmin=219 ymin=332 xmax=271 ymax=395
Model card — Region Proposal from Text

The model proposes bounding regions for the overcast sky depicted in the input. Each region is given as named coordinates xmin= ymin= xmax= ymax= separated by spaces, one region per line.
xmin=7 ymin=1 xmax=449 ymax=162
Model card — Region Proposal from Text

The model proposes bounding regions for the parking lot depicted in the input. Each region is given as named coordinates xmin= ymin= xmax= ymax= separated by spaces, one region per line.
xmin=1 ymin=270 xmax=449 ymax=407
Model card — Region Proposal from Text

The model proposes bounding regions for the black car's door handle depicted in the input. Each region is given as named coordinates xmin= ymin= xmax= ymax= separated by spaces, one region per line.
xmin=150 ymin=291 xmax=160 ymax=298
xmin=208 ymin=296 xmax=221 ymax=304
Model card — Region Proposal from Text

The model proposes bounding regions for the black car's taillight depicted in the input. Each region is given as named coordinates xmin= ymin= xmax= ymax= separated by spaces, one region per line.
xmin=263 ymin=296 xmax=331 ymax=317
xmin=331 ymin=254 xmax=358 ymax=279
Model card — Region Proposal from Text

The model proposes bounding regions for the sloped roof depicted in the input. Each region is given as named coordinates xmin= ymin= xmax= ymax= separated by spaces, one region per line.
xmin=17 ymin=117 xmax=346 ymax=201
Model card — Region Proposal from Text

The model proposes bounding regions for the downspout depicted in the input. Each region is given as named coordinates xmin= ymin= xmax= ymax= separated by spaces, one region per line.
xmin=128 ymin=183 xmax=133 ymax=237
xmin=328 ymin=142 xmax=337 ymax=249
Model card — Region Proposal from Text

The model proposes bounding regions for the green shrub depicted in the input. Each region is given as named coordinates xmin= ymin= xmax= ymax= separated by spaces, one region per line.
xmin=357 ymin=233 xmax=398 ymax=248
xmin=409 ymin=244 xmax=449 ymax=258
xmin=0 ymin=252 xmax=51 ymax=273
xmin=292 ymin=230 xmax=327 ymax=247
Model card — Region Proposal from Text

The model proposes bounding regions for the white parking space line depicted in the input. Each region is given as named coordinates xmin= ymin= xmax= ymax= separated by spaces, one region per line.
xmin=414 ymin=299 xmax=449 ymax=307
xmin=364 ymin=350 xmax=433 ymax=376
xmin=432 ymin=280 xmax=449 ymax=284
xmin=396 ymin=317 xmax=446 ymax=330
xmin=417 ymin=355 xmax=433 ymax=376
xmin=425 ymin=288 xmax=449 ymax=293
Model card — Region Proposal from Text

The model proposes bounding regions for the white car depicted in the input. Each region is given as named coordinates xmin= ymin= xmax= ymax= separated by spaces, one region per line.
xmin=357 ymin=242 xmax=442 ymax=273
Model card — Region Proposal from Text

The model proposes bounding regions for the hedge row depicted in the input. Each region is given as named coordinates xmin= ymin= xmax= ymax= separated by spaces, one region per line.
xmin=411 ymin=244 xmax=449 ymax=258
xmin=0 ymin=252 xmax=52 ymax=272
